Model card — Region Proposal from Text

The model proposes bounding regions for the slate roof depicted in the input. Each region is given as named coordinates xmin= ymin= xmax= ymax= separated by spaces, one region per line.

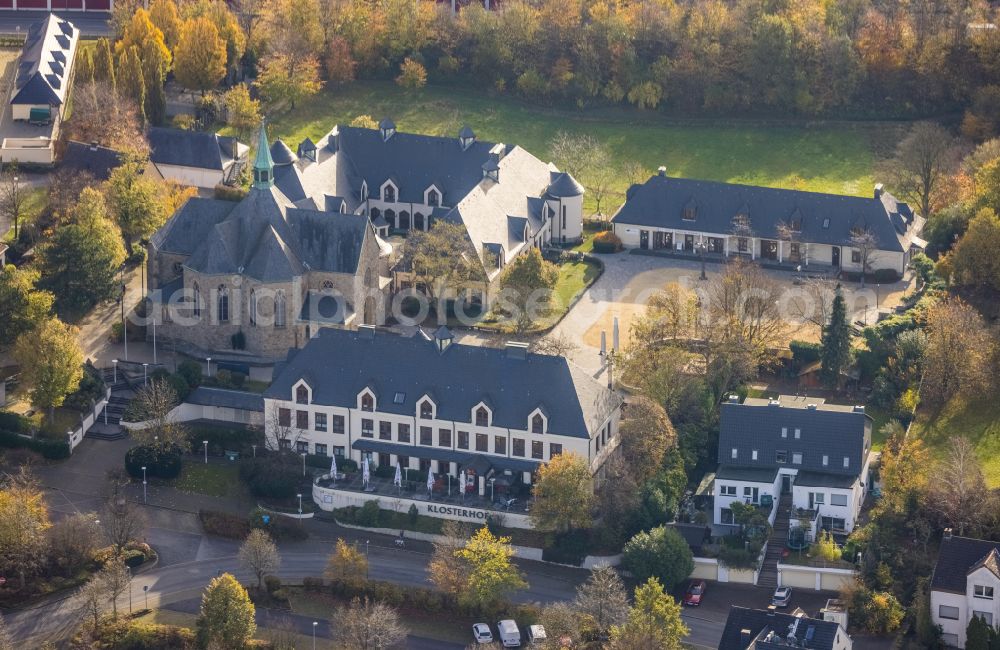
xmin=793 ymin=471 xmax=858 ymax=489
xmin=270 ymin=139 xmax=297 ymax=165
xmin=715 ymin=465 xmax=780 ymax=483
xmin=611 ymin=173 xmax=917 ymax=253
xmin=60 ymin=140 xmax=123 ymax=181
xmin=148 ymin=127 xmax=232 ymax=171
xmin=265 ymin=328 xmax=621 ymax=437
xmin=932 ymin=536 xmax=1000 ymax=594
xmin=352 ymin=439 xmax=540 ymax=474
xmin=12 ymin=14 xmax=77 ymax=107
xmin=546 ymin=171 xmax=584 ymax=197
xmin=717 ymin=397 xmax=871 ymax=477
xmin=720 ymin=607 xmax=845 ymax=650
xmin=185 ymin=387 xmax=263 ymax=412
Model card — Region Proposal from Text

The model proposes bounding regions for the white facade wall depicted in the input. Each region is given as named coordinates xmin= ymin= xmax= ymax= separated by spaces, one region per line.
xmin=713 ymin=475 xmax=781 ymax=527
xmin=549 ymin=195 xmax=583 ymax=244
xmin=153 ymin=163 xmax=225 ymax=189
xmin=932 ymin=567 xmax=1000 ymax=648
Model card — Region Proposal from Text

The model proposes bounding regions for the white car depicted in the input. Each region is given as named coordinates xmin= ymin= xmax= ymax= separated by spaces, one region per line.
xmin=472 ymin=623 xmax=494 ymax=644
xmin=772 ymin=586 xmax=793 ymax=607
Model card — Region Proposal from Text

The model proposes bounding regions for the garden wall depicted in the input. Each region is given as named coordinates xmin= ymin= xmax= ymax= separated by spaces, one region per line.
xmin=777 ymin=563 xmax=856 ymax=591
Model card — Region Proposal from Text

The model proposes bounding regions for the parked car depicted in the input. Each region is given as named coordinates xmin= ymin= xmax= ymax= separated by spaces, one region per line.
xmin=472 ymin=623 xmax=494 ymax=644
xmin=527 ymin=624 xmax=547 ymax=645
xmin=497 ymin=619 xmax=521 ymax=648
xmin=683 ymin=579 xmax=707 ymax=606
xmin=772 ymin=586 xmax=793 ymax=607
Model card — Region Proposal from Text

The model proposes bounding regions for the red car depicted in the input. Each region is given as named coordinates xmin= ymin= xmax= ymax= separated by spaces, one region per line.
xmin=683 ymin=580 xmax=707 ymax=606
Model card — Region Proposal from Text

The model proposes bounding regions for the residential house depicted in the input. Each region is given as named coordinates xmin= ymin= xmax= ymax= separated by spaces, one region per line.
xmin=0 ymin=2 xmax=110 ymax=10
xmin=59 ymin=140 xmax=164 ymax=182
xmin=713 ymin=395 xmax=872 ymax=536
xmin=610 ymin=169 xmax=925 ymax=277
xmin=147 ymin=127 xmax=391 ymax=361
xmin=930 ymin=531 xmax=1000 ymax=648
xmin=147 ymin=127 xmax=248 ymax=189
xmin=720 ymin=606 xmax=852 ymax=650
xmin=262 ymin=326 xmax=622 ymax=502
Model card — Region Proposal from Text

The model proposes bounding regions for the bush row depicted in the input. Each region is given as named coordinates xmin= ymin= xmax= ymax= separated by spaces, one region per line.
xmin=592 ymin=230 xmax=623 ymax=253
xmin=0 ymin=428 xmax=70 ymax=459
xmin=199 ymin=508 xmax=308 ymax=542
xmin=125 ymin=444 xmax=183 ymax=479
xmin=187 ymin=423 xmax=264 ymax=457
xmin=239 ymin=456 xmax=301 ymax=499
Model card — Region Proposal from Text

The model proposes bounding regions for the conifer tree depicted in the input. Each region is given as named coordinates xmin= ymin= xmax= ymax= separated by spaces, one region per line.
xmin=117 ymin=46 xmax=146 ymax=123
xmin=75 ymin=48 xmax=94 ymax=85
xmin=92 ymin=38 xmax=116 ymax=91
xmin=820 ymin=285 xmax=851 ymax=387
xmin=145 ymin=63 xmax=166 ymax=126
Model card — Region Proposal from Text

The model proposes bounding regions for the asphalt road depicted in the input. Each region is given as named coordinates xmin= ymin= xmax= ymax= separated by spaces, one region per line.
xmin=0 ymin=10 xmax=111 ymax=37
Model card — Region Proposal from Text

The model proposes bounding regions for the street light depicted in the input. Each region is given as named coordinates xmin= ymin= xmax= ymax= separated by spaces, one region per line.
xmin=312 ymin=621 xmax=318 ymax=650
xmin=203 ymin=440 xmax=209 ymax=464
xmin=297 ymin=493 xmax=303 ymax=515
xmin=251 ymin=444 xmax=256 ymax=458
xmin=206 ymin=357 xmax=212 ymax=377
xmin=143 ymin=584 xmax=149 ymax=610
xmin=112 ymin=359 xmax=118 ymax=384
xmin=696 ymin=240 xmax=708 ymax=280
xmin=142 ymin=362 xmax=148 ymax=386
xmin=301 ymin=451 xmax=307 ymax=476
xmin=489 ymin=477 xmax=496 ymax=502
xmin=141 ymin=466 xmax=147 ymax=504
xmin=365 ymin=539 xmax=370 ymax=580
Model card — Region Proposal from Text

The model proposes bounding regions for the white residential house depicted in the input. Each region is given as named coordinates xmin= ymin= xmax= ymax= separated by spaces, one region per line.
xmin=930 ymin=532 xmax=1000 ymax=648
xmin=147 ymin=127 xmax=248 ymax=189
xmin=713 ymin=395 xmax=872 ymax=537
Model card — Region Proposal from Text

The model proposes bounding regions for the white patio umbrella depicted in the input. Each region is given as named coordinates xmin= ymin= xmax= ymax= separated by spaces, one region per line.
xmin=394 ymin=462 xmax=402 ymax=488
xmin=330 ymin=453 xmax=338 ymax=482
xmin=459 ymin=470 xmax=467 ymax=499
xmin=426 ymin=465 xmax=434 ymax=494
xmin=362 ymin=456 xmax=370 ymax=487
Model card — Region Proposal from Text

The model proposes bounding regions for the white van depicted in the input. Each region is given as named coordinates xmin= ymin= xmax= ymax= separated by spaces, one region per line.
xmin=527 ymin=625 xmax=547 ymax=645
xmin=496 ymin=619 xmax=521 ymax=648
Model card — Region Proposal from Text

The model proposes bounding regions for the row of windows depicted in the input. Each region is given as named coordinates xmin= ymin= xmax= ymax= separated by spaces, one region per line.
xmin=730 ymin=448 xmax=850 ymax=468
xmin=718 ymin=484 xmax=849 ymax=507
xmin=939 ymin=606 xmax=993 ymax=625
xmin=190 ymin=284 xmax=288 ymax=326
xmin=279 ymin=439 xmax=345 ymax=457
xmin=362 ymin=182 xmax=441 ymax=207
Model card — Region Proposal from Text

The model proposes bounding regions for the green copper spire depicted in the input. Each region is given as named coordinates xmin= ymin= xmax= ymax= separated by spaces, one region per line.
xmin=252 ymin=122 xmax=274 ymax=189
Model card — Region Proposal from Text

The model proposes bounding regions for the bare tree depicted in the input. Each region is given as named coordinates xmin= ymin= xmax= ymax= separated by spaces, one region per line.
xmin=622 ymin=160 xmax=649 ymax=189
xmin=776 ymin=218 xmax=807 ymax=267
xmin=98 ymin=556 xmax=132 ymax=619
xmin=921 ymin=296 xmax=994 ymax=407
xmin=78 ymin=575 xmax=106 ymax=633
xmin=574 ymin=565 xmax=630 ymax=639
xmin=263 ymin=617 xmax=299 ymax=650
xmin=103 ymin=468 xmax=146 ymax=555
xmin=531 ymin=332 xmax=579 ymax=357
xmin=930 ymin=438 xmax=990 ymax=537
xmin=47 ymin=513 xmax=102 ymax=574
xmin=128 ymin=379 xmax=186 ymax=448
xmin=788 ymin=277 xmax=837 ymax=327
xmin=548 ymin=131 xmax=601 ymax=179
xmin=0 ymin=162 xmax=25 ymax=241
xmin=266 ymin=404 xmax=300 ymax=453
xmin=239 ymin=529 xmax=280 ymax=590
xmin=538 ymin=601 xmax=583 ymax=647
xmin=331 ymin=597 xmax=408 ymax=650
xmin=883 ymin=122 xmax=956 ymax=218
xmin=849 ymin=226 xmax=879 ymax=287
xmin=62 ymin=81 xmax=148 ymax=157
xmin=704 ymin=258 xmax=783 ymax=370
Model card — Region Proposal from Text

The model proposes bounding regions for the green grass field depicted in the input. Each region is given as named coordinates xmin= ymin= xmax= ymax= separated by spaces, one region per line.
xmin=256 ymin=81 xmax=885 ymax=215
xmin=909 ymin=394 xmax=1000 ymax=487
xmin=174 ymin=463 xmax=244 ymax=498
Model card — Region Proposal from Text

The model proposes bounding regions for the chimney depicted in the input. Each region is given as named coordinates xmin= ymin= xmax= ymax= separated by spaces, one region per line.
xmin=357 ymin=324 xmax=376 ymax=340
xmin=807 ymin=403 xmax=817 ymax=410
xmin=89 ymin=141 xmax=98 ymax=151
xmin=874 ymin=183 xmax=883 ymax=199
xmin=657 ymin=166 xmax=667 ymax=177
xmin=943 ymin=527 xmax=953 ymax=540
xmin=741 ymin=629 xmax=752 ymax=647
xmin=505 ymin=341 xmax=529 ymax=360
xmin=853 ymin=405 xmax=865 ymax=414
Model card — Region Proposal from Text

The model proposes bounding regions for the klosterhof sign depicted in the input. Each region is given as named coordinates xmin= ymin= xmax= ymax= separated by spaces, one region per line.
xmin=313 ymin=483 xmax=533 ymax=529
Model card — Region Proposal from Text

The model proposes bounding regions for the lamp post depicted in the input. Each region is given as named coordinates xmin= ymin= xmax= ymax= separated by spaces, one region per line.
xmin=141 ymin=466 xmax=147 ymax=504
xmin=112 ymin=359 xmax=118 ymax=384
xmin=120 ymin=264 xmax=128 ymax=361
xmin=875 ymin=283 xmax=880 ymax=309
xmin=489 ymin=477 xmax=495 ymax=503
xmin=297 ymin=493 xmax=303 ymax=515
xmin=365 ymin=539 xmax=370 ymax=580
xmin=142 ymin=362 xmax=148 ymax=386
xmin=127 ymin=566 xmax=133 ymax=613
xmin=206 ymin=357 xmax=212 ymax=377
xmin=203 ymin=440 xmax=209 ymax=464
xmin=301 ymin=451 xmax=307 ymax=476
xmin=696 ymin=240 xmax=707 ymax=280
xmin=251 ymin=444 xmax=256 ymax=458
xmin=312 ymin=621 xmax=318 ymax=650
xmin=152 ymin=313 xmax=157 ymax=365
xmin=143 ymin=584 xmax=149 ymax=610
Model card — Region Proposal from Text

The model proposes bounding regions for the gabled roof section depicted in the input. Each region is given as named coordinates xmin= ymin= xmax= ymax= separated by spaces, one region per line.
xmin=12 ymin=14 xmax=77 ymax=107
xmin=546 ymin=171 xmax=584 ymax=198
xmin=270 ymin=139 xmax=297 ymax=165
xmin=970 ymin=548 xmax=1000 ymax=580
xmin=932 ymin=536 xmax=1000 ymax=594
xmin=60 ymin=140 xmax=124 ymax=181
xmin=150 ymin=197 xmax=235 ymax=254
xmin=720 ymin=607 xmax=843 ymax=650
xmin=148 ymin=127 xmax=231 ymax=171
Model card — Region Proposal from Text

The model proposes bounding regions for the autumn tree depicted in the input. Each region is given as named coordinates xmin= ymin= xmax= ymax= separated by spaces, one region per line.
xmin=265 ymin=0 xmax=323 ymax=61
xmin=876 ymin=425 xmax=931 ymax=517
xmin=0 ymin=469 xmax=50 ymax=589
xmin=884 ymin=122 xmax=956 ymax=217
xmin=116 ymin=46 xmax=146 ymax=123
xmin=574 ymin=565 xmax=630 ymax=639
xmin=116 ymin=9 xmax=171 ymax=73
xmin=75 ymin=47 xmax=94 ymax=84
xmin=93 ymin=38 xmax=116 ymax=89
xmin=849 ymin=225 xmax=879 ymax=285
xmin=622 ymin=526 xmax=694 ymax=590
xmin=496 ymin=248 xmax=558 ymax=331
xmin=331 ymin=597 xmax=408 ymax=650
xmin=399 ymin=221 xmax=486 ymax=306
xmin=180 ymin=0 xmax=245 ymax=80
xmin=239 ymin=529 xmax=280 ymax=590
xmin=530 ymin=452 xmax=594 ymax=533
xmin=224 ymin=84 xmax=261 ymax=143
xmin=428 ymin=519 xmax=469 ymax=599
xmin=78 ymin=575 xmax=106 ymax=632
xmin=396 ymin=57 xmax=427 ymax=89
xmin=13 ymin=318 xmax=83 ymax=416
xmin=103 ymin=468 xmax=147 ymax=555
xmin=62 ymin=81 xmax=146 ymax=155
xmin=704 ymin=257 xmax=783 ymax=373
xmin=257 ymin=54 xmax=323 ymax=109
xmin=129 ymin=379 xmax=186 ymax=448
xmin=456 ymin=526 xmax=527 ymax=610
xmin=617 ymin=396 xmax=677 ymax=485
xmin=149 ymin=0 xmax=181 ymax=50
xmin=609 ymin=578 xmax=688 ymax=650
xmin=144 ymin=58 xmax=166 ymax=126
xmin=98 ymin=556 xmax=132 ymax=618
xmin=39 ymin=187 xmax=126 ymax=314
xmin=324 ymin=538 xmax=368 ymax=589
xmin=324 ymin=35 xmax=357 ymax=83
xmin=947 ymin=208 xmax=1000 ymax=291
xmin=196 ymin=574 xmax=257 ymax=649
xmin=921 ymin=296 xmax=994 ymax=407
xmin=819 ymin=285 xmax=851 ymax=386
xmin=173 ymin=17 xmax=228 ymax=95
xmin=105 ymin=158 xmax=167 ymax=251
xmin=930 ymin=437 xmax=990 ymax=537
xmin=47 ymin=513 xmax=102 ymax=575
xmin=0 ymin=265 xmax=52 ymax=344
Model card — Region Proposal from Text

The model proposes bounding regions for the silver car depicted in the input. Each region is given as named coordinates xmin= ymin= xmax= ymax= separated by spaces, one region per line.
xmin=473 ymin=623 xmax=494 ymax=644
xmin=772 ymin=586 xmax=793 ymax=607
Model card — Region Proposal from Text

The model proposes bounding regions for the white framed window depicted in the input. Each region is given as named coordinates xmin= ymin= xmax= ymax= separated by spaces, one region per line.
xmin=731 ymin=448 xmax=738 ymax=459
xmin=813 ymin=492 xmax=825 ymax=504
xmin=822 ymin=455 xmax=829 ymax=467
xmin=843 ymin=456 xmax=850 ymax=468
xmin=794 ymin=428 xmax=801 ymax=439
xmin=975 ymin=585 xmax=995 ymax=599
xmin=938 ymin=605 xmax=959 ymax=620
xmin=752 ymin=450 xmax=758 ymax=460
xmin=792 ymin=452 xmax=803 ymax=464
xmin=831 ymin=494 xmax=848 ymax=506
xmin=781 ymin=427 xmax=787 ymax=438
xmin=720 ymin=485 xmax=737 ymax=496
xmin=974 ymin=611 xmax=994 ymax=625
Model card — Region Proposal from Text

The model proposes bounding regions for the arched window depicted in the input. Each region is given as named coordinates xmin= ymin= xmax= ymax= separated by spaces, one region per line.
xmin=361 ymin=393 xmax=374 ymax=412
xmin=275 ymin=290 xmax=286 ymax=328
xmin=296 ymin=385 xmax=308 ymax=404
xmin=364 ymin=268 xmax=374 ymax=288
xmin=475 ymin=407 xmax=489 ymax=427
xmin=249 ymin=289 xmax=257 ymax=326
xmin=419 ymin=400 xmax=433 ymax=419
xmin=192 ymin=283 xmax=201 ymax=317
xmin=383 ymin=184 xmax=396 ymax=202
xmin=427 ymin=189 xmax=439 ymax=207
xmin=531 ymin=414 xmax=544 ymax=434
xmin=217 ymin=285 xmax=229 ymax=322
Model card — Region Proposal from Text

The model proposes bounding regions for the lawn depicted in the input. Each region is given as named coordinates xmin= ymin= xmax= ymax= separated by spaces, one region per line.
xmin=173 ymin=462 xmax=244 ymax=499
xmin=908 ymin=393 xmax=1000 ymax=488
xmin=254 ymin=81 xmax=883 ymax=215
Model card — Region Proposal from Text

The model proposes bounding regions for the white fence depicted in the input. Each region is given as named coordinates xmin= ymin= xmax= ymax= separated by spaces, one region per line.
xmin=67 ymin=386 xmax=112 ymax=452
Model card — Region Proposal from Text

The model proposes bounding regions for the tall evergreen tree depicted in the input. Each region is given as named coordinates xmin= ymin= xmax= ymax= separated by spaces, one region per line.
xmin=820 ymin=285 xmax=851 ymax=387
xmin=92 ymin=38 xmax=116 ymax=91
xmin=75 ymin=48 xmax=94 ymax=85
xmin=966 ymin=614 xmax=992 ymax=650
xmin=145 ymin=62 xmax=166 ymax=126
xmin=117 ymin=46 xmax=146 ymax=124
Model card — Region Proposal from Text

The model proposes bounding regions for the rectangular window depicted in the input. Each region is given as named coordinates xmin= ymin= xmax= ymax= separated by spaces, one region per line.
xmin=279 ymin=439 xmax=291 ymax=450
xmin=792 ymin=452 xmax=803 ymax=465
xmin=831 ymin=494 xmax=848 ymax=506
xmin=776 ymin=450 xmax=788 ymax=463
xmin=549 ymin=443 xmax=563 ymax=458
xmin=420 ymin=426 xmax=432 ymax=446
xmin=813 ymin=492 xmax=825 ymax=504
xmin=843 ymin=456 xmax=850 ymax=468
xmin=379 ymin=421 xmax=392 ymax=440
xmin=334 ymin=446 xmax=345 ymax=457
xmin=738 ymin=237 xmax=748 ymax=252
xmin=457 ymin=431 xmax=469 ymax=449
xmin=532 ymin=441 xmax=544 ymax=459
xmin=438 ymin=428 xmax=452 ymax=448
xmin=296 ymin=441 xmax=308 ymax=454
xmin=731 ymin=447 xmax=738 ymax=459
xmin=720 ymin=508 xmax=735 ymax=524
xmin=314 ymin=443 xmax=327 ymax=456
xmin=315 ymin=413 xmax=327 ymax=432
xmin=752 ymin=450 xmax=758 ymax=460
xmin=975 ymin=585 xmax=995 ymax=599
xmin=512 ymin=439 xmax=525 ymax=457
xmin=361 ymin=419 xmax=373 ymax=437
xmin=331 ymin=415 xmax=345 ymax=434
xmin=476 ymin=433 xmax=488 ymax=452
xmin=794 ymin=428 xmax=801 ymax=439
xmin=296 ymin=410 xmax=308 ymax=429
xmin=781 ymin=427 xmax=787 ymax=438
xmin=822 ymin=455 xmax=829 ymax=467
xmin=720 ymin=485 xmax=737 ymax=497
xmin=494 ymin=436 xmax=505 ymax=455
xmin=939 ymin=606 xmax=960 ymax=620
xmin=397 ymin=423 xmax=410 ymax=443
xmin=975 ymin=612 xmax=994 ymax=626
xmin=278 ymin=408 xmax=291 ymax=427
xmin=851 ymin=249 xmax=861 ymax=264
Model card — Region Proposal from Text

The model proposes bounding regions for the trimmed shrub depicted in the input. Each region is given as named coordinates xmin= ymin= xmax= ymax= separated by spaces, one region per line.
xmin=373 ymin=464 xmax=394 ymax=478
xmin=264 ymin=575 xmax=282 ymax=594
xmin=239 ymin=457 xmax=299 ymax=498
xmin=199 ymin=509 xmax=251 ymax=539
xmin=0 ymin=428 xmax=70 ymax=459
xmin=356 ymin=500 xmax=381 ymax=526
xmin=592 ymin=231 xmax=623 ymax=253
xmin=408 ymin=504 xmax=419 ymax=525
xmin=789 ymin=340 xmax=822 ymax=371
xmin=125 ymin=444 xmax=183 ymax=479
xmin=542 ymin=531 xmax=589 ymax=566
xmin=176 ymin=360 xmax=203 ymax=390
xmin=167 ymin=373 xmax=192 ymax=401
xmin=0 ymin=411 xmax=30 ymax=433
xmin=189 ymin=424 xmax=263 ymax=457
xmin=872 ymin=268 xmax=901 ymax=283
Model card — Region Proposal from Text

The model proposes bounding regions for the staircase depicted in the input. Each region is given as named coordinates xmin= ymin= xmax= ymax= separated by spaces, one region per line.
xmin=86 ymin=369 xmax=132 ymax=441
xmin=757 ymin=493 xmax=792 ymax=590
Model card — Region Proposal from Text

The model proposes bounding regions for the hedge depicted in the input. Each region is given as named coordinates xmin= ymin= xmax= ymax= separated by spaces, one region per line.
xmin=541 ymin=531 xmax=590 ymax=566
xmin=125 ymin=445 xmax=183 ymax=479
xmin=199 ymin=510 xmax=251 ymax=539
xmin=239 ymin=456 xmax=300 ymax=498
xmin=789 ymin=340 xmax=822 ymax=371
xmin=592 ymin=231 xmax=623 ymax=253
xmin=0 ymin=428 xmax=70 ymax=459
xmin=0 ymin=412 xmax=31 ymax=434
xmin=187 ymin=423 xmax=263 ymax=457
xmin=199 ymin=508 xmax=308 ymax=541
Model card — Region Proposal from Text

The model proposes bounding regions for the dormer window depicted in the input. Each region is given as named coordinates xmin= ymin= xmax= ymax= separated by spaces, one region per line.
xmin=475 ymin=407 xmax=489 ymax=427
xmin=426 ymin=187 xmax=440 ymax=207
xmin=531 ymin=414 xmax=544 ymax=434
xmin=683 ymin=202 xmax=697 ymax=221
xmin=295 ymin=385 xmax=309 ymax=404
xmin=419 ymin=399 xmax=434 ymax=420
xmin=459 ymin=125 xmax=476 ymax=151
xmin=382 ymin=182 xmax=396 ymax=203
xmin=379 ymin=118 xmax=396 ymax=141
xmin=360 ymin=392 xmax=374 ymax=412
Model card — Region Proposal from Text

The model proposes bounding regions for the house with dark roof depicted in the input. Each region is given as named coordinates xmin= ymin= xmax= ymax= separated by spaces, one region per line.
xmin=147 ymin=127 xmax=391 ymax=361
xmin=9 ymin=14 xmax=77 ymax=123
xmin=610 ymin=168 xmax=925 ymax=277
xmin=147 ymin=127 xmax=248 ymax=189
xmin=59 ymin=140 xmax=164 ymax=183
xmin=263 ymin=326 xmax=622 ymax=523
xmin=930 ymin=531 xmax=1000 ymax=647
xmin=720 ymin=606 xmax=851 ymax=650
xmin=713 ymin=395 xmax=872 ymax=536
